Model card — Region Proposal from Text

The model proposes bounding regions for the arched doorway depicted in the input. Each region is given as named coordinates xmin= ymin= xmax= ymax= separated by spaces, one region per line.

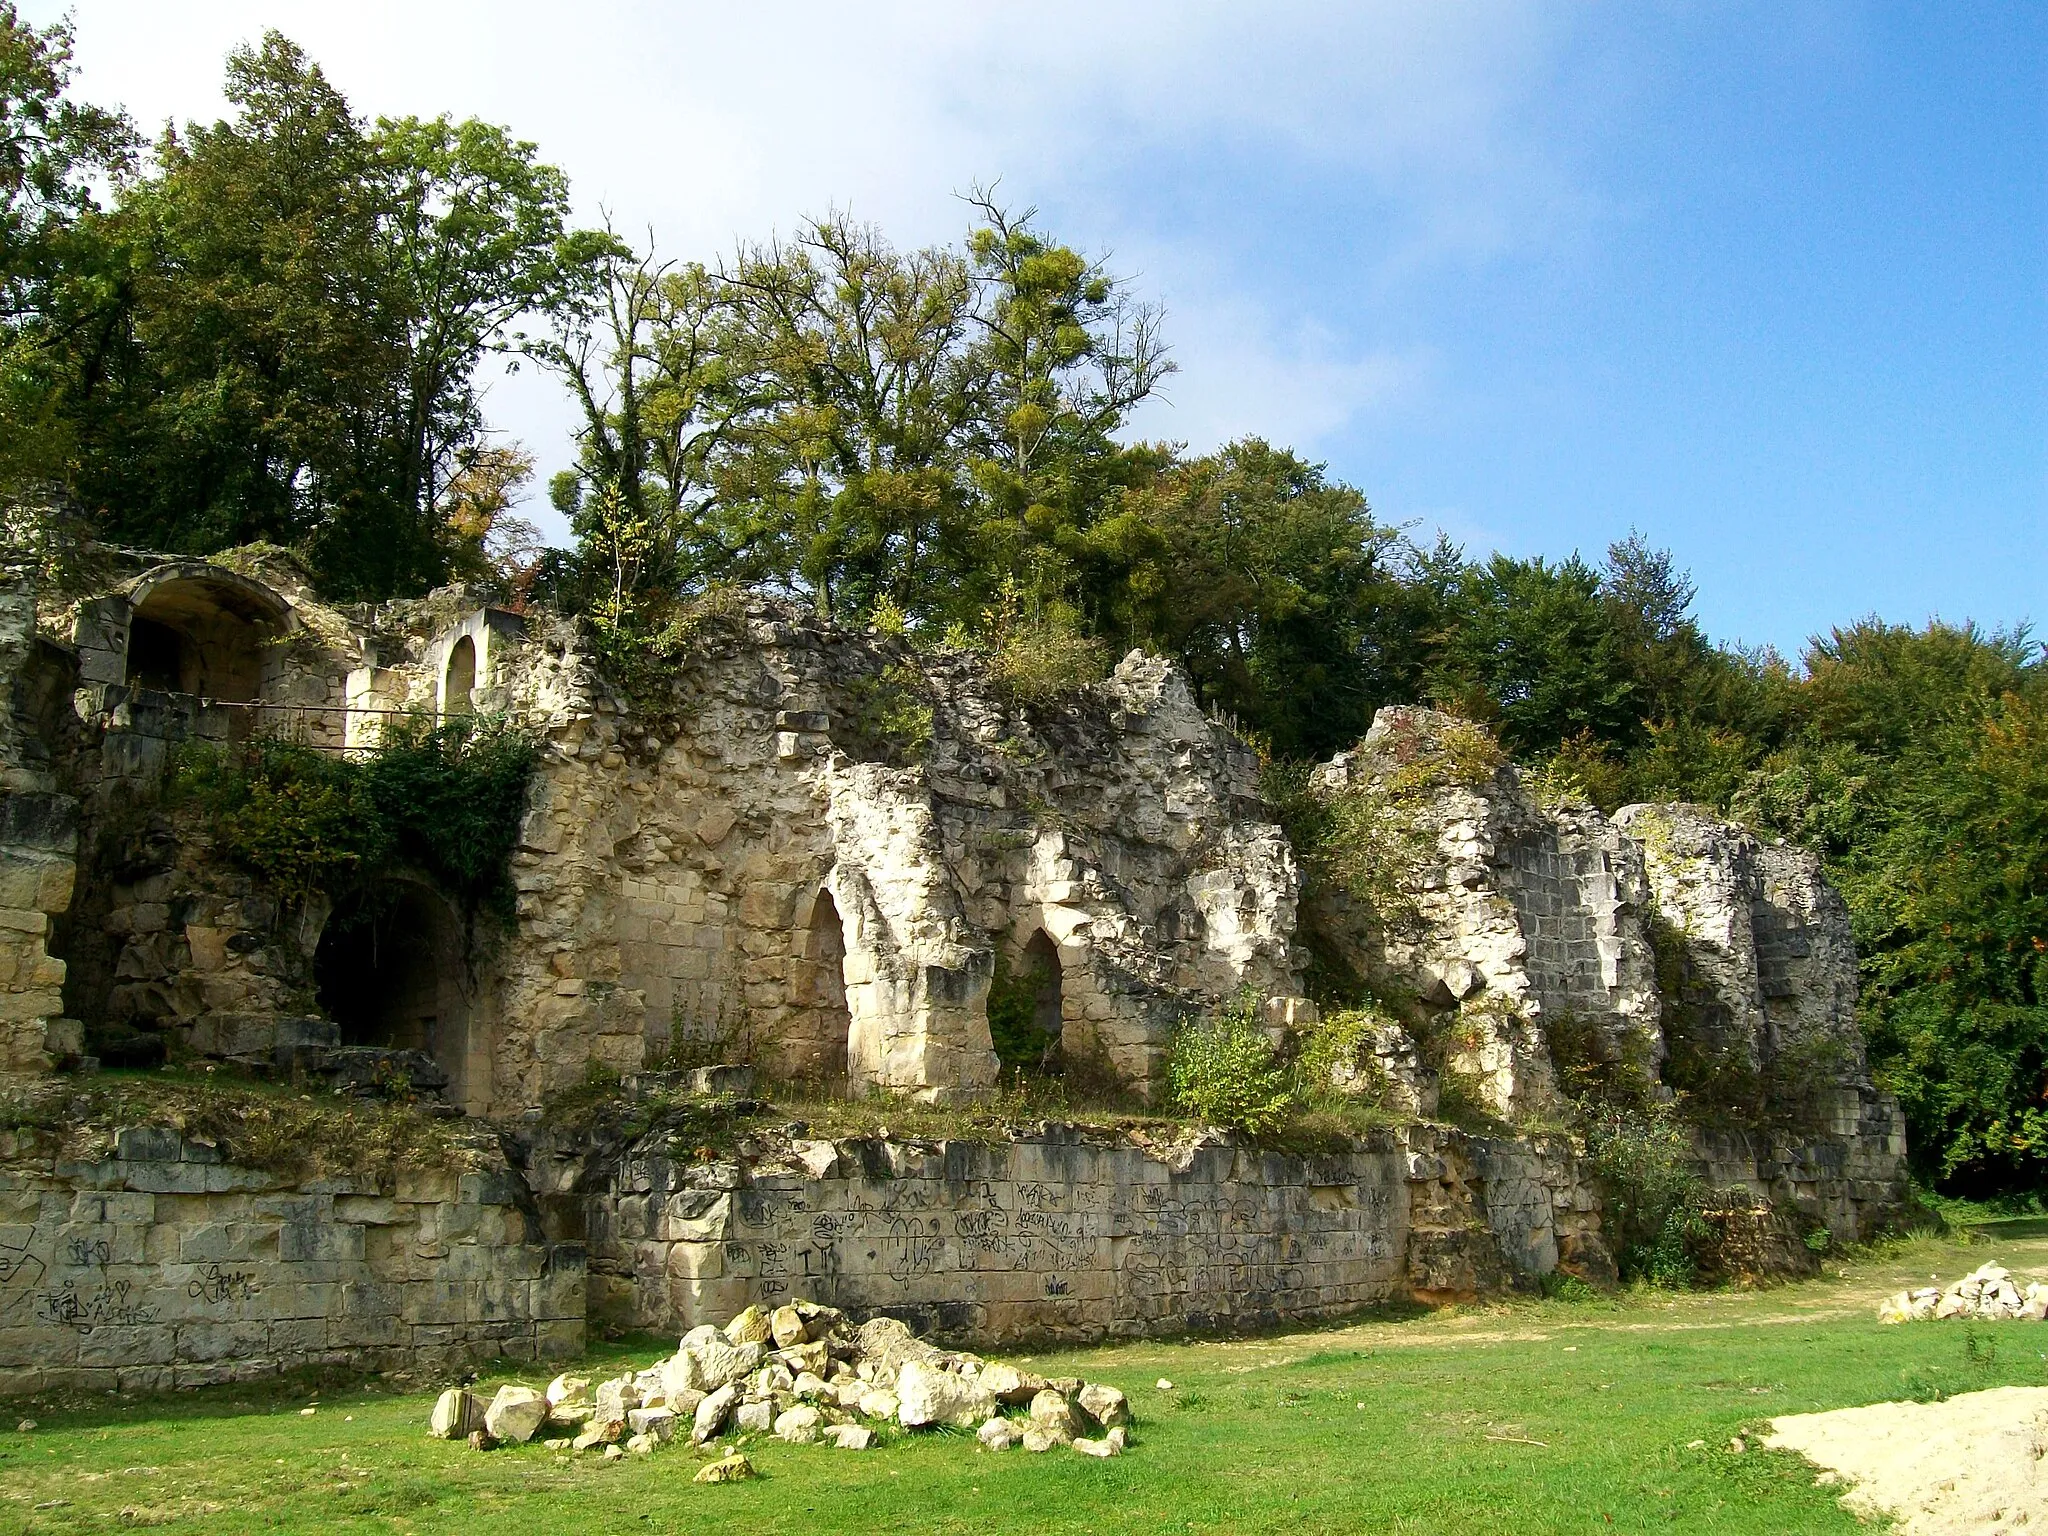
xmin=123 ymin=573 xmax=283 ymax=702
xmin=1025 ymin=929 xmax=1063 ymax=1041
xmin=444 ymin=635 xmax=476 ymax=716
xmin=314 ymin=882 xmax=469 ymax=1098
xmin=989 ymin=928 xmax=1063 ymax=1072
xmin=791 ymin=889 xmax=851 ymax=1085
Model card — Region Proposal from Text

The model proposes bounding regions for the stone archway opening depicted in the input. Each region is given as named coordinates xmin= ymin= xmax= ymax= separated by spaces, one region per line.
xmin=444 ymin=635 xmax=476 ymax=716
xmin=123 ymin=575 xmax=280 ymax=702
xmin=314 ymin=882 xmax=469 ymax=1096
xmin=791 ymin=888 xmax=851 ymax=1086
xmin=989 ymin=928 xmax=1063 ymax=1074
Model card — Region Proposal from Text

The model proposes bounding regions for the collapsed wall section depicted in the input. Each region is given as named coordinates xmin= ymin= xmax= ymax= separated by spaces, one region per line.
xmin=1303 ymin=707 xmax=1906 ymax=1241
xmin=494 ymin=606 xmax=1304 ymax=1109
xmin=1306 ymin=708 xmax=1663 ymax=1120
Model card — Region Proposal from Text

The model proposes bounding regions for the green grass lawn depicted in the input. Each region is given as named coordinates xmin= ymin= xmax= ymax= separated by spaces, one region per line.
xmin=2 ymin=1230 xmax=2044 ymax=1535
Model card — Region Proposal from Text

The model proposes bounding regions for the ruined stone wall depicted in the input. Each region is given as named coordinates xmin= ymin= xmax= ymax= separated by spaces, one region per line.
xmin=486 ymin=605 xmax=1302 ymax=1112
xmin=1303 ymin=707 xmax=1907 ymax=1242
xmin=543 ymin=1124 xmax=1604 ymax=1346
xmin=1308 ymin=708 xmax=1663 ymax=1121
xmin=0 ymin=584 xmax=80 ymax=1072
xmin=0 ymin=1126 xmax=583 ymax=1395
xmin=34 ymin=554 xmax=1303 ymax=1113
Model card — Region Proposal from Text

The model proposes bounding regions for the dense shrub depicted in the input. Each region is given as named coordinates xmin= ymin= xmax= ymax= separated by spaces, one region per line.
xmin=1168 ymin=991 xmax=1296 ymax=1133
xmin=1581 ymin=1106 xmax=1712 ymax=1286
xmin=173 ymin=712 xmax=538 ymax=918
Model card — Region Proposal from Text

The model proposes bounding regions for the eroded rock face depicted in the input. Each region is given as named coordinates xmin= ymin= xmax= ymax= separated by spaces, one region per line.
xmin=1304 ymin=707 xmax=1905 ymax=1241
xmin=1307 ymin=707 xmax=1662 ymax=1120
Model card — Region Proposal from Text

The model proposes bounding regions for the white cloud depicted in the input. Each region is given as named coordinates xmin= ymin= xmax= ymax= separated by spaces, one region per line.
xmin=30 ymin=0 xmax=1589 ymax=535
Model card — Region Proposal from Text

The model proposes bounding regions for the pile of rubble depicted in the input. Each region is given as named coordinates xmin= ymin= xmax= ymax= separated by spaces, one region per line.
xmin=1877 ymin=1262 xmax=2048 ymax=1324
xmin=427 ymin=1299 xmax=1132 ymax=1479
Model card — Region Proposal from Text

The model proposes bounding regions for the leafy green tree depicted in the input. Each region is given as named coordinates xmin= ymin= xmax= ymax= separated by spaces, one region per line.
xmin=1092 ymin=438 xmax=1406 ymax=758
xmin=1733 ymin=621 xmax=2048 ymax=1193
xmin=1424 ymin=552 xmax=1642 ymax=758
xmin=538 ymin=202 xmax=1169 ymax=634
xmin=960 ymin=191 xmax=1171 ymax=605
xmin=0 ymin=2 xmax=135 ymax=492
xmin=60 ymin=32 xmax=566 ymax=598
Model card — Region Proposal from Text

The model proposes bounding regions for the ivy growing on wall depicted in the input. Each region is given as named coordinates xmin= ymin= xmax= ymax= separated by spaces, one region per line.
xmin=171 ymin=712 xmax=539 ymax=920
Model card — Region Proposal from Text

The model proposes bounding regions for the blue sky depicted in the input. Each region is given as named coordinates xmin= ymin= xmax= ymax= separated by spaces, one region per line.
xmin=32 ymin=2 xmax=2045 ymax=656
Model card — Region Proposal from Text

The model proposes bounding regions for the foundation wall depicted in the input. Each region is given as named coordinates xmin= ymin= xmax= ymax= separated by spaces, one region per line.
xmin=557 ymin=1124 xmax=1606 ymax=1346
xmin=0 ymin=1127 xmax=584 ymax=1395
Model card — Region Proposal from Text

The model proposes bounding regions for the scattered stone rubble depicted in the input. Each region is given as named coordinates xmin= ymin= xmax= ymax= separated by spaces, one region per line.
xmin=427 ymin=1299 xmax=1132 ymax=1465
xmin=1878 ymin=1262 xmax=2048 ymax=1325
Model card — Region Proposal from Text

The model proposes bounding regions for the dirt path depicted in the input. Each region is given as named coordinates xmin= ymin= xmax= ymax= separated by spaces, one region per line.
xmin=1767 ymin=1386 xmax=2048 ymax=1535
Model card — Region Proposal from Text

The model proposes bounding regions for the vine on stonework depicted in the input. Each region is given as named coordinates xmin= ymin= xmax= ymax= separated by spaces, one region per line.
xmin=171 ymin=711 xmax=538 ymax=920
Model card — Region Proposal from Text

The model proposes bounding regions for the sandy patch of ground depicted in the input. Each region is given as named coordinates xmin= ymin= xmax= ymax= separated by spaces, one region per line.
xmin=1767 ymin=1386 xmax=2048 ymax=1535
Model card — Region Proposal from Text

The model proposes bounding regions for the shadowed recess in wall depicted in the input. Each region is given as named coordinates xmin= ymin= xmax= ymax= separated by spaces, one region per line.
xmin=315 ymin=882 xmax=469 ymax=1088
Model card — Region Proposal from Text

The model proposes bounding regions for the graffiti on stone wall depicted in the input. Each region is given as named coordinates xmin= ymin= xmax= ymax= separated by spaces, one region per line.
xmin=699 ymin=1165 xmax=1408 ymax=1328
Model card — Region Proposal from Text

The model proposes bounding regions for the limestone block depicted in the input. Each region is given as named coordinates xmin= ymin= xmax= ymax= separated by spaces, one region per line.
xmin=897 ymin=1361 xmax=995 ymax=1428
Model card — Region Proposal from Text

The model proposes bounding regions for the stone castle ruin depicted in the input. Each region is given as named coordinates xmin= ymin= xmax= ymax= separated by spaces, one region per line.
xmin=0 ymin=547 xmax=1907 ymax=1389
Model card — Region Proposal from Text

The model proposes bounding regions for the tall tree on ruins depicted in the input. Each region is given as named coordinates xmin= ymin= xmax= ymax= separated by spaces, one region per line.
xmin=0 ymin=3 xmax=136 ymax=495
xmin=535 ymin=202 xmax=1171 ymax=633
xmin=1080 ymin=437 xmax=1415 ymax=761
xmin=21 ymin=31 xmax=568 ymax=600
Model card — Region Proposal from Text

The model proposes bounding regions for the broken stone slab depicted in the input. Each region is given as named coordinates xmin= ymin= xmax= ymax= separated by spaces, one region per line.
xmin=1021 ymin=1426 xmax=1062 ymax=1453
xmin=692 ymin=1383 xmax=738 ymax=1444
xmin=1026 ymin=1388 xmax=1078 ymax=1441
xmin=482 ymin=1385 xmax=550 ymax=1445
xmin=855 ymin=1315 xmax=943 ymax=1379
xmin=593 ymin=1375 xmax=640 ymax=1420
xmin=725 ymin=1305 xmax=772 ymax=1346
xmin=545 ymin=1373 xmax=591 ymax=1408
xmin=825 ymin=1423 xmax=874 ymax=1450
xmin=1072 ymin=1434 xmax=1122 ymax=1458
xmin=976 ymin=1362 xmax=1048 ymax=1404
xmin=429 ymin=1387 xmax=487 ymax=1440
xmin=627 ymin=1406 xmax=676 ymax=1442
xmin=1078 ymin=1382 xmax=1131 ymax=1430
xmin=896 ymin=1360 xmax=996 ymax=1429
xmin=774 ymin=1404 xmax=824 ymax=1443
xmin=572 ymin=1417 xmax=625 ymax=1451
xmin=735 ymin=1401 xmax=774 ymax=1434
xmin=667 ymin=1336 xmax=765 ymax=1397
xmin=856 ymin=1388 xmax=900 ymax=1421
xmin=977 ymin=1417 xmax=1017 ymax=1451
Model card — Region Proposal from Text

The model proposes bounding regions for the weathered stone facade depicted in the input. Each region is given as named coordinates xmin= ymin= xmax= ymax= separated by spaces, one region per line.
xmin=1302 ymin=707 xmax=1906 ymax=1242
xmin=27 ymin=552 xmax=1302 ymax=1113
xmin=0 ymin=549 xmax=1910 ymax=1383
xmin=0 ymin=584 xmax=80 ymax=1072
xmin=535 ymin=1122 xmax=1603 ymax=1345
xmin=0 ymin=1125 xmax=582 ymax=1394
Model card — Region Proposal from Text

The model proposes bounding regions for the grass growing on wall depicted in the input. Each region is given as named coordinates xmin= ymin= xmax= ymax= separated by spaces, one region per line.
xmin=0 ymin=1069 xmax=462 ymax=1184
xmin=3 ymin=1229 xmax=2041 ymax=1533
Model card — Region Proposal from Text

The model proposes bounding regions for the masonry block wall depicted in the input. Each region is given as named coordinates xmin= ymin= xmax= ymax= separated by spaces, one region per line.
xmin=0 ymin=1127 xmax=584 ymax=1394
xmin=546 ymin=1124 xmax=1605 ymax=1346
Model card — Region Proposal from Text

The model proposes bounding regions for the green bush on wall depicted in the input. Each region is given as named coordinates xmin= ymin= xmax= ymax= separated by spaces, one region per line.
xmin=1168 ymin=990 xmax=1296 ymax=1133
xmin=173 ymin=712 xmax=539 ymax=919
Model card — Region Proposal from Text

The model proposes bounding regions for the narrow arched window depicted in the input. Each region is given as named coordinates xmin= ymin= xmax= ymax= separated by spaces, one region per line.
xmin=445 ymin=635 xmax=477 ymax=716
